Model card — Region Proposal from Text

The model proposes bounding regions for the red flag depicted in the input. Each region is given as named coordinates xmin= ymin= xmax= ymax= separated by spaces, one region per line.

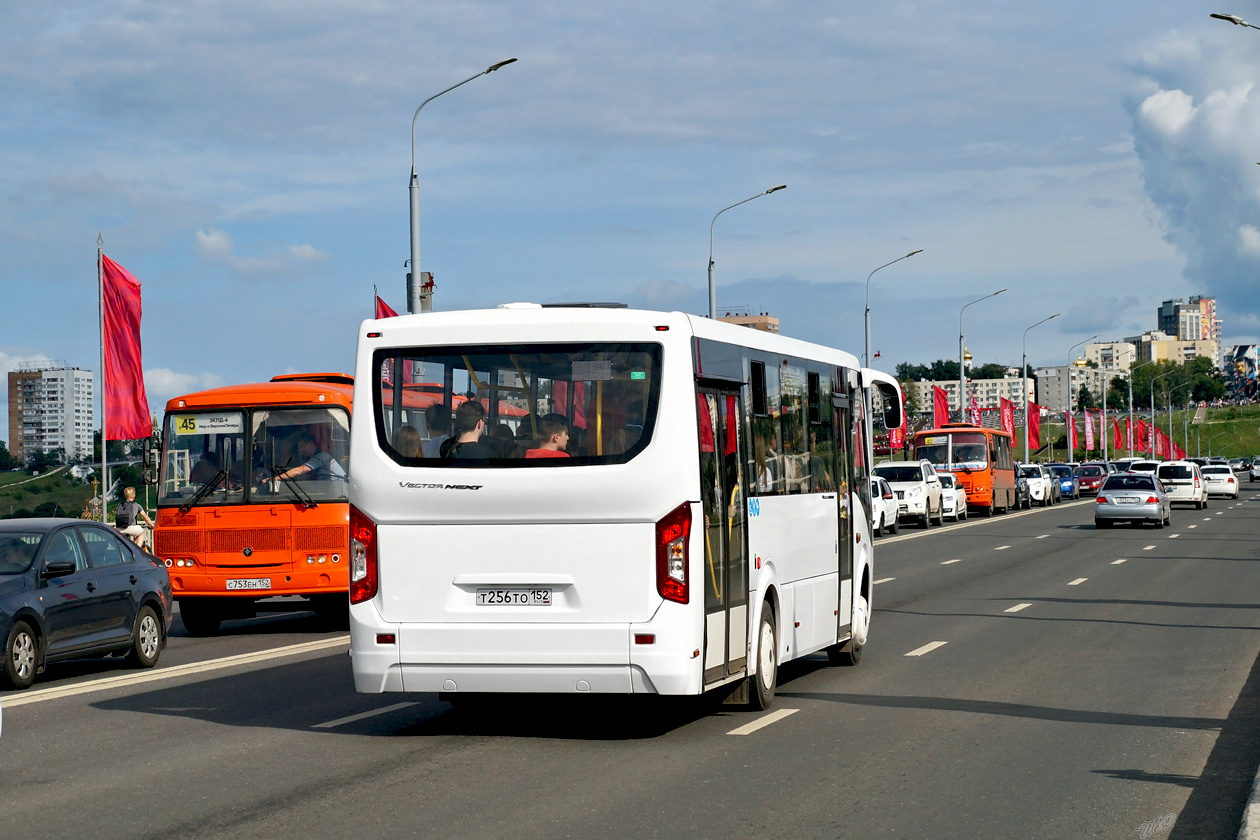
xmin=1113 ymin=417 xmax=1122 ymax=450
xmin=1028 ymin=401 xmax=1042 ymax=450
xmin=969 ymin=394 xmax=981 ymax=426
xmin=375 ymin=295 xmax=400 ymax=319
xmin=1154 ymin=428 xmax=1164 ymax=458
xmin=889 ymin=385 xmax=908 ymax=450
xmin=1083 ymin=410 xmax=1095 ymax=451
xmin=374 ymin=296 xmax=413 ymax=384
xmin=933 ymin=386 xmax=950 ymax=428
xmin=999 ymin=397 xmax=1014 ymax=436
xmin=1068 ymin=414 xmax=1079 ymax=452
xmin=101 ymin=255 xmax=151 ymax=439
xmin=1135 ymin=419 xmax=1147 ymax=451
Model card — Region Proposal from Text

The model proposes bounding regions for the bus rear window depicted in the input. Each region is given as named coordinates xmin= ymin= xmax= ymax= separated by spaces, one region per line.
xmin=373 ymin=343 xmax=663 ymax=467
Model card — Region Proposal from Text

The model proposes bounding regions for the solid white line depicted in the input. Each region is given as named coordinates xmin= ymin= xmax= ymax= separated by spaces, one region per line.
xmin=727 ymin=708 xmax=799 ymax=736
xmin=905 ymin=641 xmax=948 ymax=657
xmin=1143 ymin=545 xmax=1156 ymax=551
xmin=2 ymin=636 xmax=350 ymax=709
xmin=1068 ymin=578 xmax=1088 ymax=586
xmin=1112 ymin=558 xmax=1127 ymax=565
xmin=313 ymin=702 xmax=417 ymax=729
xmin=1005 ymin=603 xmax=1032 ymax=613
xmin=873 ymin=577 xmax=895 ymax=585
xmin=941 ymin=558 xmax=963 ymax=565
xmin=994 ymin=545 xmax=1011 ymax=551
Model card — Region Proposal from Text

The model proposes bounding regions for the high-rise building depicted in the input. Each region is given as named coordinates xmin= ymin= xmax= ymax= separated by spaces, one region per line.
xmin=1158 ymin=296 xmax=1220 ymax=343
xmin=7 ymin=361 xmax=95 ymax=464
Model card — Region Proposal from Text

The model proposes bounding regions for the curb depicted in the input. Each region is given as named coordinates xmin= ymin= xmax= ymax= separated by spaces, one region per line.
xmin=1241 ymin=763 xmax=1260 ymax=840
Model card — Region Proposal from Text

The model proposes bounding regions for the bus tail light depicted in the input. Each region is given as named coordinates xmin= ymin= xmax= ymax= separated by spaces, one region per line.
xmin=349 ymin=505 xmax=378 ymax=604
xmin=656 ymin=502 xmax=691 ymax=604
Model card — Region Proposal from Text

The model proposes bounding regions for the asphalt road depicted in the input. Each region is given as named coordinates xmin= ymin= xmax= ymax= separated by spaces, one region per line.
xmin=3 ymin=489 xmax=1260 ymax=840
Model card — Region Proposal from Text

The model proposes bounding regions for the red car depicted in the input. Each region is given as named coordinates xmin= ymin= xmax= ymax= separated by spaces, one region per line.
xmin=1073 ymin=464 xmax=1107 ymax=495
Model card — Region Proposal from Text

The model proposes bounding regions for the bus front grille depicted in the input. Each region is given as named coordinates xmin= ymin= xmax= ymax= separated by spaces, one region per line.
xmin=155 ymin=529 xmax=202 ymax=555
xmin=209 ymin=528 xmax=289 ymax=553
xmin=295 ymin=526 xmax=348 ymax=552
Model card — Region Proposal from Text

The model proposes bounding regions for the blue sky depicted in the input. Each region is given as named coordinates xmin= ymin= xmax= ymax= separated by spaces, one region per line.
xmin=3 ymin=1 xmax=1260 ymax=441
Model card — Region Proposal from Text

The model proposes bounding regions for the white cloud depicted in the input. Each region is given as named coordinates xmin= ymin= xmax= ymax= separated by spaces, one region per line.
xmin=1137 ymin=89 xmax=1195 ymax=136
xmin=143 ymin=368 xmax=226 ymax=414
xmin=1239 ymin=225 xmax=1260 ymax=257
xmin=194 ymin=228 xmax=330 ymax=277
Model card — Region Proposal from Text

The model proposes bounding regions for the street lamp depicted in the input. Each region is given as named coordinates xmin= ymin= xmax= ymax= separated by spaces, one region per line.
xmin=1169 ymin=382 xmax=1192 ymax=459
xmin=1064 ymin=335 xmax=1098 ymax=462
xmin=1211 ymin=12 xmax=1260 ymax=29
xmin=1149 ymin=369 xmax=1177 ymax=459
xmin=864 ymin=250 xmax=923 ymax=367
xmin=1207 ymin=431 xmax=1227 ymax=458
xmin=708 ymin=185 xmax=787 ymax=320
xmin=1121 ymin=359 xmax=1156 ymax=459
xmin=1021 ymin=313 xmax=1059 ymax=462
xmin=408 ymin=57 xmax=518 ymax=314
xmin=958 ymin=289 xmax=1006 ymax=422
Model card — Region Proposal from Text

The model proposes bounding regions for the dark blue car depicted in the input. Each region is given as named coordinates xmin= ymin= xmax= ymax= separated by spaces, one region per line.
xmin=1046 ymin=463 xmax=1079 ymax=500
xmin=0 ymin=518 xmax=172 ymax=690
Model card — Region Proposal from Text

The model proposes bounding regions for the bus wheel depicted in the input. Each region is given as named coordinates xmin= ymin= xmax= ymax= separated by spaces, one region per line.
xmin=828 ymin=593 xmax=868 ymax=667
xmin=178 ymin=599 xmax=222 ymax=637
xmin=749 ymin=608 xmax=777 ymax=711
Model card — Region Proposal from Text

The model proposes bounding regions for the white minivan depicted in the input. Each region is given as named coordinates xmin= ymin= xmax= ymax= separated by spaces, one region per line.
xmin=1156 ymin=461 xmax=1207 ymax=509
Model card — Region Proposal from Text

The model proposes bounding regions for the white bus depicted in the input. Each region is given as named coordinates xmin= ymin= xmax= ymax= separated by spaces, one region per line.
xmin=347 ymin=304 xmax=903 ymax=708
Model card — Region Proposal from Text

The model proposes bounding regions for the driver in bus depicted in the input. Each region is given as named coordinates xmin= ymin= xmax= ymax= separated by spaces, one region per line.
xmin=271 ymin=430 xmax=346 ymax=482
xmin=956 ymin=443 xmax=986 ymax=464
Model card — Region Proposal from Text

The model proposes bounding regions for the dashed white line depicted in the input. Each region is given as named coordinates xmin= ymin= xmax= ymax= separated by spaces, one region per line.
xmin=1217 ymin=512 xmax=1224 ymax=516
xmin=994 ymin=545 xmax=1011 ymax=551
xmin=1068 ymin=578 xmax=1088 ymax=586
xmin=1188 ymin=525 xmax=1198 ymax=529
xmin=1169 ymin=534 xmax=1180 ymax=539
xmin=1036 ymin=535 xmax=1049 ymax=540
xmin=905 ymin=641 xmax=948 ymax=657
xmin=1143 ymin=545 xmax=1157 ymax=551
xmin=727 ymin=708 xmax=799 ymax=736
xmin=1112 ymin=558 xmax=1127 ymax=565
xmin=941 ymin=558 xmax=963 ymax=565
xmin=1204 ymin=517 xmax=1212 ymax=521
xmin=313 ymin=702 xmax=417 ymax=729
xmin=1005 ymin=603 xmax=1033 ymax=613
xmin=873 ymin=577 xmax=895 ymax=585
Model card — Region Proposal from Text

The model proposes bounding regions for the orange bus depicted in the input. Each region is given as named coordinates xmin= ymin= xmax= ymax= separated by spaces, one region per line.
xmin=153 ymin=373 xmax=354 ymax=635
xmin=912 ymin=422 xmax=1017 ymax=515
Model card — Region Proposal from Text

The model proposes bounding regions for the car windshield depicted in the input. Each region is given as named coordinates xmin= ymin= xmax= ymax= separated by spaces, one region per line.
xmin=0 ymin=532 xmax=41 ymax=574
xmin=1075 ymin=466 xmax=1104 ymax=476
xmin=1102 ymin=476 xmax=1156 ymax=491
xmin=874 ymin=465 xmax=924 ymax=483
xmin=915 ymin=432 xmax=987 ymax=470
xmin=1130 ymin=462 xmax=1158 ymax=472
xmin=1157 ymin=465 xmax=1193 ymax=480
xmin=1203 ymin=466 xmax=1231 ymax=475
xmin=1019 ymin=466 xmax=1041 ymax=478
xmin=939 ymin=474 xmax=955 ymax=488
xmin=1049 ymin=465 xmax=1072 ymax=478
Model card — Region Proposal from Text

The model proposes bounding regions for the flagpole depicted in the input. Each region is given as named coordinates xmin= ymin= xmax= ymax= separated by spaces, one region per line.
xmin=98 ymin=234 xmax=107 ymax=523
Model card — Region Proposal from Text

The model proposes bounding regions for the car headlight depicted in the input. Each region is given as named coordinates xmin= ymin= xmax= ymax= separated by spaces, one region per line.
xmin=907 ymin=486 xmax=923 ymax=497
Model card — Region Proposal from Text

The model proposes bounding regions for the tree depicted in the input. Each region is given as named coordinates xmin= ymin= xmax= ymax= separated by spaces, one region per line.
xmin=899 ymin=379 xmax=921 ymax=417
xmin=1076 ymin=385 xmax=1097 ymax=411
xmin=26 ymin=449 xmax=61 ymax=472
xmin=0 ymin=440 xmax=15 ymax=471
xmin=1106 ymin=376 xmax=1128 ymax=410
xmin=971 ymin=363 xmax=1010 ymax=381
xmin=111 ymin=464 xmax=144 ymax=500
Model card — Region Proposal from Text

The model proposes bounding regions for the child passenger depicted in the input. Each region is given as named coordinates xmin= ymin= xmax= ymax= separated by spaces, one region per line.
xmin=526 ymin=414 xmax=570 ymax=459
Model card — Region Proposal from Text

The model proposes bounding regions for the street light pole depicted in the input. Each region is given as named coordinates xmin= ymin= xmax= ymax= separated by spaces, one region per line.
xmin=1149 ymin=369 xmax=1176 ymax=459
xmin=708 ymin=185 xmax=786 ymax=320
xmin=958 ymin=289 xmax=1006 ymax=423
xmin=1207 ymin=431 xmax=1227 ymax=458
xmin=1124 ymin=360 xmax=1155 ymax=459
xmin=1211 ymin=12 xmax=1260 ymax=29
xmin=1021 ymin=313 xmax=1059 ymax=463
xmin=1169 ymin=383 xmax=1191 ymax=458
xmin=1064 ymin=335 xmax=1098 ymax=462
xmin=864 ymin=250 xmax=923 ymax=368
xmin=408 ymin=57 xmax=517 ymax=314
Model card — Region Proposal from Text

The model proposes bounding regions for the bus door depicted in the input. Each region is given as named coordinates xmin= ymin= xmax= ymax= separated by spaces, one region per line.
xmin=833 ymin=393 xmax=854 ymax=634
xmin=697 ymin=386 xmax=749 ymax=684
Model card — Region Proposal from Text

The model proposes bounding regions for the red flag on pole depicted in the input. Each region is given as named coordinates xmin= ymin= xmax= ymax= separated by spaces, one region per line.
xmin=999 ymin=397 xmax=1014 ymax=436
xmin=101 ymin=255 xmax=151 ymax=439
xmin=1028 ymin=401 xmax=1043 ymax=450
xmin=969 ymin=394 xmax=981 ymax=426
xmin=1068 ymin=414 xmax=1079 ymax=453
xmin=374 ymin=296 xmax=413 ymax=385
xmin=375 ymin=295 xmax=399 ymax=319
xmin=1083 ymin=410 xmax=1095 ymax=451
xmin=1135 ymin=419 xmax=1147 ymax=451
xmin=1113 ymin=417 xmax=1122 ymax=450
xmin=933 ymin=386 xmax=950 ymax=428
xmin=889 ymin=385 xmax=908 ymax=451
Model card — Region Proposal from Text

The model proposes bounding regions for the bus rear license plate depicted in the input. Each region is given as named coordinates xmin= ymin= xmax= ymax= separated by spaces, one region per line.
xmin=226 ymin=578 xmax=271 ymax=590
xmin=476 ymin=588 xmax=553 ymax=606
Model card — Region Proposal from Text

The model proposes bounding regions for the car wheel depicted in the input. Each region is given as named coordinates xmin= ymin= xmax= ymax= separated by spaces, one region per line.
xmin=1164 ymin=510 xmax=1172 ymax=527
xmin=749 ymin=607 xmax=778 ymax=710
xmin=125 ymin=606 xmax=162 ymax=669
xmin=178 ymin=598 xmax=223 ymax=636
xmin=888 ymin=516 xmax=899 ymax=535
xmin=2 ymin=620 xmax=37 ymax=690
xmin=921 ymin=510 xmax=931 ymax=528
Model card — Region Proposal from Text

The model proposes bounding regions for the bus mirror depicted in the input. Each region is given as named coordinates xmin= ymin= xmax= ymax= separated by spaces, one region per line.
xmin=142 ymin=437 xmax=154 ymax=470
xmin=874 ymin=381 xmax=903 ymax=430
xmin=142 ymin=468 xmax=157 ymax=486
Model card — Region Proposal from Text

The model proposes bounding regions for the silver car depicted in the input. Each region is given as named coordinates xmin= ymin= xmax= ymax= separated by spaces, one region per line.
xmin=1094 ymin=473 xmax=1172 ymax=529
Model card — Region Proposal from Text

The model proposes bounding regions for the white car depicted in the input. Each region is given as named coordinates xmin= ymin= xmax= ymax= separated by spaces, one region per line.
xmin=1128 ymin=460 xmax=1160 ymax=476
xmin=869 ymin=476 xmax=899 ymax=536
xmin=873 ymin=460 xmax=944 ymax=528
xmin=1202 ymin=464 xmax=1240 ymax=498
xmin=1250 ymin=458 xmax=1260 ymax=483
xmin=1156 ymin=461 xmax=1208 ymax=509
xmin=938 ymin=473 xmax=968 ymax=522
xmin=1020 ymin=464 xmax=1055 ymax=506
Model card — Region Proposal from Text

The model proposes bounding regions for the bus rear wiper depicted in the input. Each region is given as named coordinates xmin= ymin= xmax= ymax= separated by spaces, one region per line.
xmin=266 ymin=463 xmax=318 ymax=509
xmin=180 ymin=470 xmax=226 ymax=514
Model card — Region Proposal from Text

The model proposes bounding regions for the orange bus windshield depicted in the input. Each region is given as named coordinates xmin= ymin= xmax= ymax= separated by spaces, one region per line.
xmin=915 ymin=430 xmax=989 ymax=472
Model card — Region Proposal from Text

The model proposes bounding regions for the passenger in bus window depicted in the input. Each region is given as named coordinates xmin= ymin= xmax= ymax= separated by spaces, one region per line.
xmin=420 ymin=403 xmax=451 ymax=458
xmin=526 ymin=414 xmax=570 ymax=459
xmin=440 ymin=401 xmax=496 ymax=459
xmin=488 ymin=422 xmax=518 ymax=457
xmin=393 ymin=424 xmax=422 ymax=458
xmin=189 ymin=452 xmax=221 ymax=486
xmin=273 ymin=430 xmax=347 ymax=481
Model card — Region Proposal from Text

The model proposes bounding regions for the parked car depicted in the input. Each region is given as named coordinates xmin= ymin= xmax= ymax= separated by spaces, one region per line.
xmin=1047 ymin=463 xmax=1080 ymax=500
xmin=1201 ymin=464 xmax=1241 ymax=499
xmin=1013 ymin=467 xmax=1032 ymax=510
xmin=869 ymin=476 xmax=899 ymax=536
xmin=1095 ymin=473 xmax=1172 ymax=529
xmin=938 ymin=473 xmax=969 ymax=522
xmin=1156 ymin=460 xmax=1208 ymax=509
xmin=1020 ymin=464 xmax=1055 ymax=507
xmin=873 ymin=460 xmax=944 ymax=528
xmin=0 ymin=518 xmax=172 ymax=689
xmin=1073 ymin=463 xmax=1108 ymax=495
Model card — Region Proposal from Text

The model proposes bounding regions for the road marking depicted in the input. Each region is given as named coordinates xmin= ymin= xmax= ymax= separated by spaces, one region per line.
xmin=941 ymin=558 xmax=963 ymax=565
xmin=1 ymin=636 xmax=350 ymax=709
xmin=1169 ymin=534 xmax=1180 ymax=539
xmin=873 ymin=577 xmax=895 ymax=585
xmin=1005 ymin=603 xmax=1032 ymax=613
xmin=1204 ymin=518 xmax=1212 ymax=521
xmin=905 ymin=641 xmax=948 ymax=657
xmin=1068 ymin=578 xmax=1088 ymax=586
xmin=1188 ymin=525 xmax=1197 ymax=529
xmin=1143 ymin=545 xmax=1156 ymax=551
xmin=1112 ymin=558 xmax=1127 ymax=565
xmin=313 ymin=702 xmax=417 ymax=729
xmin=994 ymin=545 xmax=1011 ymax=551
xmin=1217 ymin=512 xmax=1223 ymax=515
xmin=727 ymin=708 xmax=799 ymax=735
xmin=1036 ymin=535 xmax=1049 ymax=539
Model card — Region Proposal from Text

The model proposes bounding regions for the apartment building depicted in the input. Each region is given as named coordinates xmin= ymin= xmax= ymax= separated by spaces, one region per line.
xmin=7 ymin=362 xmax=95 ymax=463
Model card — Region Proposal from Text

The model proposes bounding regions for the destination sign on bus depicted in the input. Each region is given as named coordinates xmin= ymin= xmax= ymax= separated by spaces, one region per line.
xmin=172 ymin=413 xmax=244 ymax=435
